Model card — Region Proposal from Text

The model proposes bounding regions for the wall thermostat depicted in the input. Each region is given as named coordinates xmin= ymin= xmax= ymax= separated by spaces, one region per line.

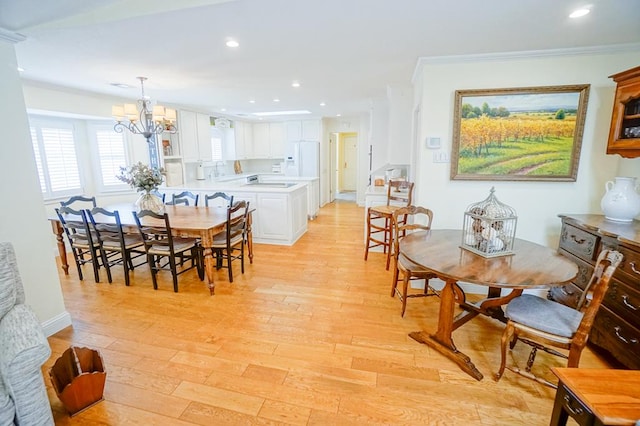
xmin=425 ymin=137 xmax=441 ymax=149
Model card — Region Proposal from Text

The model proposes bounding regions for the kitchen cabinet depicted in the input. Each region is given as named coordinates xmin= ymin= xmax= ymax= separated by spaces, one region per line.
xmin=285 ymin=119 xmax=321 ymax=141
xmin=252 ymin=122 xmax=285 ymax=159
xmin=234 ymin=120 xmax=253 ymax=159
xmin=607 ymin=65 xmax=640 ymax=158
xmin=549 ymin=214 xmax=640 ymax=369
xmin=179 ymin=110 xmax=213 ymax=162
xmin=252 ymin=122 xmax=270 ymax=158
xmin=269 ymin=122 xmax=285 ymax=158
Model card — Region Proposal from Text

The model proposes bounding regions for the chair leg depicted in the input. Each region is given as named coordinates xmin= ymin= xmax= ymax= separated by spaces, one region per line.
xmin=364 ymin=209 xmax=372 ymax=260
xmin=227 ymin=247 xmax=234 ymax=283
xmin=71 ymin=249 xmax=84 ymax=281
xmin=148 ymin=254 xmax=159 ymax=290
xmin=391 ymin=264 xmax=400 ymax=297
xmin=122 ymin=251 xmax=131 ymax=286
xmin=240 ymin=244 xmax=245 ymax=274
xmin=495 ymin=321 xmax=515 ymax=381
xmin=100 ymin=249 xmax=112 ymax=284
xmin=169 ymin=255 xmax=179 ymax=292
xmin=401 ymin=273 xmax=410 ymax=317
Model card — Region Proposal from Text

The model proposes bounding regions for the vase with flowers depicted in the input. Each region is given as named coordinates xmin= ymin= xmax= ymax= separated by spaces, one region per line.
xmin=117 ymin=162 xmax=166 ymax=214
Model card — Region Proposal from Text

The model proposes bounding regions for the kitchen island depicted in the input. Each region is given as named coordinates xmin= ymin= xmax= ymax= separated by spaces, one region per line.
xmin=167 ymin=177 xmax=308 ymax=246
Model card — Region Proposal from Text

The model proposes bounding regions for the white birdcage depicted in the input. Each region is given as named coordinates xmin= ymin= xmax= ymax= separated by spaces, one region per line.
xmin=461 ymin=187 xmax=517 ymax=258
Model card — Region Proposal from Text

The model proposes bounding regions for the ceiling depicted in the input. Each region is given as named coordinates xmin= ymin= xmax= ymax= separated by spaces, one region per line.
xmin=2 ymin=0 xmax=640 ymax=120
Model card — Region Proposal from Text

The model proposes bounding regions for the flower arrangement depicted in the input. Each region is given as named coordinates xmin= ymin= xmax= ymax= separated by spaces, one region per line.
xmin=116 ymin=162 xmax=165 ymax=193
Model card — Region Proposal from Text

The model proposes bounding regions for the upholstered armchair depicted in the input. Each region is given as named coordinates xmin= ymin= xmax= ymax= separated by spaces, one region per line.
xmin=0 ymin=242 xmax=54 ymax=425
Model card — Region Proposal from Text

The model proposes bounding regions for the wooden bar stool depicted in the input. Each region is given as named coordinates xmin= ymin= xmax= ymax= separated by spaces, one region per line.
xmin=364 ymin=180 xmax=414 ymax=270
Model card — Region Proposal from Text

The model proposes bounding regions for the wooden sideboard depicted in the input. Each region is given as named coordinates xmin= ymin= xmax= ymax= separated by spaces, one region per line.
xmin=549 ymin=214 xmax=640 ymax=369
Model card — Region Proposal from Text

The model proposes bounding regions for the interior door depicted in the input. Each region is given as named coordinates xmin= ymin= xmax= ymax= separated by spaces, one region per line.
xmin=339 ymin=132 xmax=357 ymax=191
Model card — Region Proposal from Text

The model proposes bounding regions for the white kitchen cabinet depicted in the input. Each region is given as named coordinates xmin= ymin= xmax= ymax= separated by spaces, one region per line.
xmin=269 ymin=122 xmax=285 ymax=158
xmin=302 ymin=120 xmax=320 ymax=140
xmin=256 ymin=193 xmax=288 ymax=241
xmin=179 ymin=110 xmax=212 ymax=162
xmin=307 ymin=178 xmax=319 ymax=219
xmin=285 ymin=121 xmax=302 ymax=142
xmin=234 ymin=121 xmax=253 ymax=159
xmin=252 ymin=122 xmax=270 ymax=158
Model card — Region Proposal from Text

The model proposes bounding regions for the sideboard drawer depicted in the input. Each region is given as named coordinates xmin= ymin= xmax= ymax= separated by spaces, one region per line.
xmin=614 ymin=244 xmax=640 ymax=284
xmin=560 ymin=223 xmax=599 ymax=262
xmin=605 ymin=279 xmax=640 ymax=330
xmin=548 ymin=283 xmax=581 ymax=309
xmin=591 ymin=306 xmax=640 ymax=369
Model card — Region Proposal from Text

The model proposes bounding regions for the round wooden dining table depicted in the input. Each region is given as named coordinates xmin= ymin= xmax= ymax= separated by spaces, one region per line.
xmin=400 ymin=229 xmax=578 ymax=380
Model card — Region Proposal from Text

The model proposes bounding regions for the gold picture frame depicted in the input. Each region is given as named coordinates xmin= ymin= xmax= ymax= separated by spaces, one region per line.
xmin=450 ymin=84 xmax=590 ymax=181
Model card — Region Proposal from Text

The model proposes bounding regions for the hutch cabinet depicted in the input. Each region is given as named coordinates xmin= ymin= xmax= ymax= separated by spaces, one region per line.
xmin=607 ymin=65 xmax=640 ymax=158
xmin=549 ymin=215 xmax=640 ymax=369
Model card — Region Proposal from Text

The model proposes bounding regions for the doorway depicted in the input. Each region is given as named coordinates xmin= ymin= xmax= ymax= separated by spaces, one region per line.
xmin=331 ymin=132 xmax=357 ymax=202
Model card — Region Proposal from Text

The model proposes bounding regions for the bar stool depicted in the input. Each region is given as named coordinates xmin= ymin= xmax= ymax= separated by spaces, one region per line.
xmin=364 ymin=180 xmax=414 ymax=270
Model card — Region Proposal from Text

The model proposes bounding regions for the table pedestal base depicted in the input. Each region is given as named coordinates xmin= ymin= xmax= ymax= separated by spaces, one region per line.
xmin=409 ymin=331 xmax=483 ymax=381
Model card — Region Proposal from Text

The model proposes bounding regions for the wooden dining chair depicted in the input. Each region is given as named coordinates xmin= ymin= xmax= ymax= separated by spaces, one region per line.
xmin=133 ymin=210 xmax=203 ymax=292
xmin=364 ymin=180 xmax=414 ymax=270
xmin=204 ymin=192 xmax=234 ymax=208
xmin=86 ymin=207 xmax=146 ymax=286
xmin=60 ymin=195 xmax=97 ymax=209
xmin=167 ymin=191 xmax=199 ymax=206
xmin=495 ymin=249 xmax=623 ymax=388
xmin=211 ymin=200 xmax=248 ymax=283
xmin=55 ymin=206 xmax=104 ymax=282
xmin=390 ymin=205 xmax=438 ymax=317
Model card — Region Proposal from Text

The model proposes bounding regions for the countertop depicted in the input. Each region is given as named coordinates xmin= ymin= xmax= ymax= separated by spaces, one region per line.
xmin=169 ymin=179 xmax=308 ymax=193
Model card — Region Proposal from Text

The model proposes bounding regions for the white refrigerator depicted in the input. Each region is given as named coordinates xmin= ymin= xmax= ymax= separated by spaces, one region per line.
xmin=286 ymin=141 xmax=319 ymax=177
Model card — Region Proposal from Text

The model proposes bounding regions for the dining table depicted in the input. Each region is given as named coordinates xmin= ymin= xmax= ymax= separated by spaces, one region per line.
xmin=49 ymin=203 xmax=253 ymax=295
xmin=400 ymin=229 xmax=579 ymax=380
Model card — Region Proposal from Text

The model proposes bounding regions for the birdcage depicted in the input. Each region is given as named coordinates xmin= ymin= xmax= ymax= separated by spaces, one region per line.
xmin=461 ymin=187 xmax=517 ymax=258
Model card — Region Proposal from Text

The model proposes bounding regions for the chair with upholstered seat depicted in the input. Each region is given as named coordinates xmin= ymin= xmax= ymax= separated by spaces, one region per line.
xmin=364 ymin=180 xmax=414 ymax=270
xmin=390 ymin=205 xmax=438 ymax=317
xmin=167 ymin=191 xmax=199 ymax=206
xmin=495 ymin=249 xmax=623 ymax=388
xmin=86 ymin=207 xmax=146 ymax=286
xmin=133 ymin=210 xmax=203 ymax=292
xmin=204 ymin=192 xmax=234 ymax=208
xmin=55 ymin=206 xmax=105 ymax=282
xmin=212 ymin=200 xmax=248 ymax=283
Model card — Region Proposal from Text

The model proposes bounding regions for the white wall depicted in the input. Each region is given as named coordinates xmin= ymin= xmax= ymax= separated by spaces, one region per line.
xmin=386 ymin=85 xmax=413 ymax=164
xmin=413 ymin=48 xmax=640 ymax=249
xmin=0 ymin=41 xmax=70 ymax=334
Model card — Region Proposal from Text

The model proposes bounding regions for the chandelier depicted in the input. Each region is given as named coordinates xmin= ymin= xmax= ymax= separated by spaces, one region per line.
xmin=111 ymin=77 xmax=177 ymax=141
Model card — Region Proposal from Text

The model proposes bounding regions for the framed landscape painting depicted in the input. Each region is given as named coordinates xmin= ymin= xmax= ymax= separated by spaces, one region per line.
xmin=450 ymin=84 xmax=590 ymax=181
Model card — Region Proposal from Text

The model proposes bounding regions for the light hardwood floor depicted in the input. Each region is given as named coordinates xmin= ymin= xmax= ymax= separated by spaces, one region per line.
xmin=45 ymin=200 xmax=610 ymax=425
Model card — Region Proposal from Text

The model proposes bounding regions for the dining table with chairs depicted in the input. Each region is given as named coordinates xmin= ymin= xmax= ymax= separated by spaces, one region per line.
xmin=49 ymin=202 xmax=253 ymax=295
xmin=399 ymin=229 xmax=579 ymax=381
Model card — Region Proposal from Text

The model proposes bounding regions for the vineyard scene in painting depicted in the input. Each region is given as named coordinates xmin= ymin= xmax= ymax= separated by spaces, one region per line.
xmin=455 ymin=91 xmax=582 ymax=178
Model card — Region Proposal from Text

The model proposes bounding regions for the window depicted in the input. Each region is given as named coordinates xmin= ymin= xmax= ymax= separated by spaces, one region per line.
xmin=29 ymin=118 xmax=82 ymax=199
xmin=89 ymin=123 xmax=128 ymax=190
xmin=211 ymin=128 xmax=223 ymax=161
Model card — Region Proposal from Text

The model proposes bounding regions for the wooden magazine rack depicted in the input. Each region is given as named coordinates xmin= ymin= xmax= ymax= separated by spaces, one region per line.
xmin=49 ymin=346 xmax=106 ymax=416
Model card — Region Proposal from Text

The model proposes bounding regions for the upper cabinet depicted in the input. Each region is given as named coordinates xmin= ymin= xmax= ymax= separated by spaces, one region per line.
xmin=179 ymin=110 xmax=213 ymax=162
xmin=285 ymin=120 xmax=320 ymax=142
xmin=607 ymin=65 xmax=640 ymax=158
xmin=233 ymin=121 xmax=286 ymax=159
xmin=234 ymin=121 xmax=253 ymax=160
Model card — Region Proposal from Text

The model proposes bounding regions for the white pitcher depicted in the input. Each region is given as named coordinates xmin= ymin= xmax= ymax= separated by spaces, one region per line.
xmin=600 ymin=176 xmax=640 ymax=222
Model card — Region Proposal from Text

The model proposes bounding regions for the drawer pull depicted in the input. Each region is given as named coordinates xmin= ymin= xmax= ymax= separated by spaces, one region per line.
xmin=622 ymin=295 xmax=639 ymax=311
xmin=570 ymin=235 xmax=586 ymax=245
xmin=563 ymin=395 xmax=584 ymax=416
xmin=614 ymin=326 xmax=639 ymax=345
xmin=560 ymin=287 xmax=574 ymax=296
xmin=630 ymin=262 xmax=640 ymax=275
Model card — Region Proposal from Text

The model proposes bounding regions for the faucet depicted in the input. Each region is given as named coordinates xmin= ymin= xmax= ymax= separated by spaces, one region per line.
xmin=214 ymin=161 xmax=225 ymax=177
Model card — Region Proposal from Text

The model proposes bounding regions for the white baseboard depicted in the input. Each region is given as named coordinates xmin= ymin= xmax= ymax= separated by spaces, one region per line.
xmin=41 ymin=310 xmax=72 ymax=337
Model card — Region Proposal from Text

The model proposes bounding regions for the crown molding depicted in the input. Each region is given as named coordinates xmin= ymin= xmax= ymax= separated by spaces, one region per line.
xmin=0 ymin=27 xmax=26 ymax=43
xmin=412 ymin=43 xmax=640 ymax=84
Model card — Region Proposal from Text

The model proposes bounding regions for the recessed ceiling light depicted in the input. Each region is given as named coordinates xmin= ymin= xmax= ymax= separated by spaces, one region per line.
xmin=569 ymin=8 xmax=590 ymax=18
xmin=110 ymin=83 xmax=131 ymax=88
xmin=249 ymin=99 xmax=256 ymax=104
xmin=17 ymin=67 xmax=24 ymax=72
xmin=253 ymin=110 xmax=311 ymax=117
xmin=291 ymin=81 xmax=300 ymax=88
xmin=220 ymin=108 xmax=227 ymax=112
xmin=273 ymin=98 xmax=280 ymax=102
xmin=336 ymin=113 xmax=341 ymax=117
xmin=319 ymin=102 xmax=326 ymax=106
xmin=225 ymin=39 xmax=239 ymax=48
